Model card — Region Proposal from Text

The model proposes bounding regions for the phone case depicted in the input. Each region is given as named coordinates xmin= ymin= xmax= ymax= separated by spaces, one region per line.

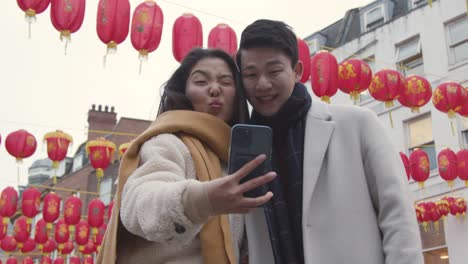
xmin=228 ymin=124 xmax=273 ymax=198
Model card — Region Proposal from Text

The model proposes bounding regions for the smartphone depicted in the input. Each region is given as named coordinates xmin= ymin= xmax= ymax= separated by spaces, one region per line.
xmin=228 ymin=124 xmax=273 ymax=198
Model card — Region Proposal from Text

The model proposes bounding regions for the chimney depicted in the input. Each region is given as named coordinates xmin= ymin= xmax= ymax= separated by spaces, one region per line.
xmin=87 ymin=104 xmax=117 ymax=141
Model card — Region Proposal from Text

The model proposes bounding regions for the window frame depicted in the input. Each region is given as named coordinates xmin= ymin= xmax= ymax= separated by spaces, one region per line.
xmin=405 ymin=113 xmax=438 ymax=172
xmin=445 ymin=15 xmax=468 ymax=66
xmin=365 ymin=5 xmax=385 ymax=31
xmin=395 ymin=36 xmax=424 ymax=77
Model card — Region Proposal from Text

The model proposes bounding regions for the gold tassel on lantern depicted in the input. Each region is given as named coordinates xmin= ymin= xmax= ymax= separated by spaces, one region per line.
xmin=321 ymin=96 xmax=331 ymax=104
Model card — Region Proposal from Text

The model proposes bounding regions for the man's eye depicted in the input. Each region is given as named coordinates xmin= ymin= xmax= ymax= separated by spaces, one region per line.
xmin=244 ymin=74 xmax=257 ymax=79
xmin=270 ymin=70 xmax=281 ymax=76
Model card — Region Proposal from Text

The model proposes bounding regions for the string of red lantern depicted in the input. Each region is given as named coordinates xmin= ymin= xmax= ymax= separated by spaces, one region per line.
xmin=16 ymin=0 xmax=51 ymax=38
xmin=172 ymin=13 xmax=203 ymax=63
xmin=208 ymin=23 xmax=237 ymax=57
xmin=337 ymin=58 xmax=373 ymax=104
xmin=50 ymin=0 xmax=86 ymax=55
xmin=310 ymin=50 xmax=339 ymax=104
xmin=43 ymin=130 xmax=73 ymax=185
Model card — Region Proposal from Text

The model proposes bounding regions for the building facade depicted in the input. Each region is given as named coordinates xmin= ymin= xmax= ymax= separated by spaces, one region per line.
xmin=304 ymin=0 xmax=468 ymax=263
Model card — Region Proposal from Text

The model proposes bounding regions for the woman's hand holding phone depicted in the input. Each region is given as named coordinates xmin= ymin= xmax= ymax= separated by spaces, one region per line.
xmin=205 ymin=154 xmax=276 ymax=215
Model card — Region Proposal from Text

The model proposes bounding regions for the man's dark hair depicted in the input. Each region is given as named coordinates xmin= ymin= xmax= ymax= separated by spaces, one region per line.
xmin=158 ymin=48 xmax=249 ymax=126
xmin=236 ymin=19 xmax=298 ymax=69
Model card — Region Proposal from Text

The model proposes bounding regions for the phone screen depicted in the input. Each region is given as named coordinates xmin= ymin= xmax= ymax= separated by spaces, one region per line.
xmin=228 ymin=124 xmax=273 ymax=198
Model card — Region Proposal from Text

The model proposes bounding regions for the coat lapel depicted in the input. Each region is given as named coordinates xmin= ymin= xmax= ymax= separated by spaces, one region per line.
xmin=302 ymin=101 xmax=335 ymax=218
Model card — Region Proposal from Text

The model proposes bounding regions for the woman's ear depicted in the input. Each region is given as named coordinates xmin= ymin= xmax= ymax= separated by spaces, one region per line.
xmin=294 ymin=61 xmax=303 ymax=82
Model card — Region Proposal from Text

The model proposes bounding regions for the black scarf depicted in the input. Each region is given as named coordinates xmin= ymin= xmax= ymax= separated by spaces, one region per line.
xmin=250 ymin=82 xmax=312 ymax=264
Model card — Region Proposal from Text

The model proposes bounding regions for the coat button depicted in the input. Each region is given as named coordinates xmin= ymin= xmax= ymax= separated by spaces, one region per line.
xmin=174 ymin=222 xmax=186 ymax=234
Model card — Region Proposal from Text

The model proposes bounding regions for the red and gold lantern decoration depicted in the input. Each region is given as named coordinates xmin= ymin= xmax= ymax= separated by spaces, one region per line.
xmin=442 ymin=196 xmax=459 ymax=216
xmin=399 ymin=152 xmax=411 ymax=181
xmin=172 ymin=13 xmax=203 ymax=63
xmin=297 ymin=38 xmax=311 ymax=83
xmin=34 ymin=218 xmax=48 ymax=250
xmin=0 ymin=219 xmax=6 ymax=240
xmin=85 ymin=138 xmax=116 ymax=190
xmin=42 ymin=192 xmax=61 ymax=230
xmin=83 ymin=256 xmax=93 ymax=264
xmin=457 ymin=149 xmax=468 ymax=186
xmin=80 ymin=239 xmax=96 ymax=256
xmin=415 ymin=202 xmax=427 ymax=230
xmin=1 ymin=235 xmax=17 ymax=253
xmin=55 ymin=219 xmax=69 ymax=251
xmin=398 ymin=75 xmax=432 ymax=113
xmin=338 ymin=58 xmax=373 ymax=104
xmin=130 ymin=0 xmax=164 ymax=72
xmin=118 ymin=142 xmax=130 ymax=159
xmin=310 ymin=51 xmax=339 ymax=103
xmin=438 ymin=148 xmax=458 ymax=188
xmin=425 ymin=201 xmax=441 ymax=231
xmin=50 ymin=0 xmax=86 ymax=54
xmin=88 ymin=199 xmax=105 ymax=237
xmin=369 ymin=69 xmax=405 ymax=127
xmin=433 ymin=82 xmax=467 ymax=135
xmin=95 ymin=223 xmax=107 ymax=252
xmin=23 ymin=257 xmax=34 ymax=264
xmin=21 ymin=187 xmax=41 ymax=226
xmin=208 ymin=23 xmax=237 ymax=56
xmin=5 ymin=130 xmax=37 ymax=163
xmin=21 ymin=238 xmax=36 ymax=253
xmin=69 ymin=256 xmax=81 ymax=264
xmin=75 ymin=220 xmax=90 ymax=251
xmin=0 ymin=187 xmax=19 ymax=225
xmin=14 ymin=216 xmax=30 ymax=249
xmin=61 ymin=240 xmax=75 ymax=255
xmin=96 ymin=0 xmax=131 ymax=58
xmin=42 ymin=237 xmax=56 ymax=255
xmin=43 ymin=130 xmax=73 ymax=183
xmin=435 ymin=199 xmax=450 ymax=222
xmin=64 ymin=195 xmax=82 ymax=235
xmin=17 ymin=0 xmax=51 ymax=38
xmin=6 ymin=258 xmax=18 ymax=264
xmin=40 ymin=256 xmax=52 ymax=264
xmin=458 ymin=99 xmax=468 ymax=117
xmin=53 ymin=257 xmax=65 ymax=264
xmin=409 ymin=149 xmax=430 ymax=188
xmin=455 ymin=197 xmax=467 ymax=217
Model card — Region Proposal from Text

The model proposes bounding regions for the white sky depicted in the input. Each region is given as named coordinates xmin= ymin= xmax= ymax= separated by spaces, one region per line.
xmin=0 ymin=0 xmax=372 ymax=191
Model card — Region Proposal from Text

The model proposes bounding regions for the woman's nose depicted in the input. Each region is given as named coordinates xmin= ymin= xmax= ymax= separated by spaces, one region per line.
xmin=209 ymin=84 xmax=220 ymax=97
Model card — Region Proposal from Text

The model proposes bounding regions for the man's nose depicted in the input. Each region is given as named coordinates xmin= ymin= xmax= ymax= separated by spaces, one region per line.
xmin=256 ymin=74 xmax=271 ymax=91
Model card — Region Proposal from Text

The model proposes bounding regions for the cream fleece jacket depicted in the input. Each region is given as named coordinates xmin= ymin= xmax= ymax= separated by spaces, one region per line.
xmin=120 ymin=133 xmax=243 ymax=263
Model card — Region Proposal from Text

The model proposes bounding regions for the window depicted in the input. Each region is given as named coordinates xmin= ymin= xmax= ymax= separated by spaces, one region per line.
xmin=446 ymin=15 xmax=468 ymax=65
xmin=365 ymin=6 xmax=385 ymax=31
xmin=407 ymin=114 xmax=437 ymax=171
xmin=100 ymin=177 xmax=112 ymax=206
xmin=412 ymin=0 xmax=428 ymax=8
xmin=420 ymin=220 xmax=449 ymax=264
xmin=396 ymin=37 xmax=424 ymax=76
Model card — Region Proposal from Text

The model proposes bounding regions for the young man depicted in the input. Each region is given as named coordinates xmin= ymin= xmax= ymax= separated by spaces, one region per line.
xmin=236 ymin=19 xmax=423 ymax=264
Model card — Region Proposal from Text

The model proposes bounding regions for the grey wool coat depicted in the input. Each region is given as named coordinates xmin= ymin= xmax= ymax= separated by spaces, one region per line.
xmin=245 ymin=100 xmax=424 ymax=264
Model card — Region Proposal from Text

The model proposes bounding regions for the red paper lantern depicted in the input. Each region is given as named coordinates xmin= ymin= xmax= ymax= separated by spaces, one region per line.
xmin=0 ymin=187 xmax=18 ymax=225
xmin=1 ymin=235 xmax=17 ymax=253
xmin=88 ymin=199 xmax=105 ymax=236
xmin=83 ymin=256 xmax=94 ymax=264
xmin=64 ymin=195 xmax=82 ymax=234
xmin=21 ymin=187 xmax=41 ymax=225
xmin=338 ymin=59 xmax=373 ymax=103
xmin=442 ymin=196 xmax=458 ymax=216
xmin=172 ymin=13 xmax=203 ymax=63
xmin=42 ymin=192 xmax=61 ymax=230
xmin=55 ymin=219 xmax=69 ymax=250
xmin=399 ymin=152 xmax=411 ymax=181
xmin=85 ymin=138 xmax=116 ymax=180
xmin=61 ymin=240 xmax=75 ymax=255
xmin=369 ymin=69 xmax=405 ymax=107
xmin=42 ymin=237 xmax=56 ymax=254
xmin=75 ymin=220 xmax=90 ymax=251
xmin=22 ymin=256 xmax=34 ymax=264
xmin=416 ymin=202 xmax=429 ymax=231
xmin=435 ymin=199 xmax=450 ymax=221
xmin=130 ymin=0 xmax=164 ymax=66
xmin=433 ymin=82 xmax=467 ymax=119
xmin=96 ymin=0 xmax=131 ymax=54
xmin=0 ymin=219 xmax=6 ymax=240
xmin=208 ymin=23 xmax=237 ymax=56
xmin=6 ymin=258 xmax=17 ymax=264
xmin=409 ymin=149 xmax=430 ymax=188
xmin=53 ymin=257 xmax=65 ymax=264
xmin=20 ymin=238 xmax=36 ymax=253
xmin=95 ymin=223 xmax=107 ymax=252
xmin=455 ymin=197 xmax=467 ymax=216
xmin=14 ymin=216 xmax=30 ymax=249
xmin=40 ymin=256 xmax=52 ymax=264
xmin=107 ymin=200 xmax=114 ymax=219
xmin=398 ymin=75 xmax=432 ymax=113
xmin=457 ymin=149 xmax=468 ymax=186
xmin=310 ymin=51 xmax=339 ymax=103
xmin=118 ymin=142 xmax=130 ymax=159
xmin=80 ymin=239 xmax=96 ymax=255
xmin=17 ymin=0 xmax=51 ymax=37
xmin=438 ymin=148 xmax=458 ymax=188
xmin=425 ymin=201 xmax=441 ymax=230
xmin=297 ymin=38 xmax=311 ymax=83
xmin=44 ymin=130 xmax=72 ymax=169
xmin=5 ymin=130 xmax=37 ymax=162
xmin=69 ymin=256 xmax=81 ymax=264
xmin=50 ymin=0 xmax=86 ymax=50
xmin=34 ymin=218 xmax=48 ymax=249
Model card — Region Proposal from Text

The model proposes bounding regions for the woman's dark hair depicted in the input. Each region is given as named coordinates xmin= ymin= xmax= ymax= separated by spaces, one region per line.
xmin=158 ymin=48 xmax=249 ymax=125
xmin=236 ymin=19 xmax=298 ymax=69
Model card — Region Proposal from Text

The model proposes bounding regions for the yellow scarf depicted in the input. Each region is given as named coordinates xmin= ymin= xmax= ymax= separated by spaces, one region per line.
xmin=96 ymin=110 xmax=235 ymax=264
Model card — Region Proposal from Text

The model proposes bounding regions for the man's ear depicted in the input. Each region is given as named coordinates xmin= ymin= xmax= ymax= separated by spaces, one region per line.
xmin=294 ymin=61 xmax=303 ymax=82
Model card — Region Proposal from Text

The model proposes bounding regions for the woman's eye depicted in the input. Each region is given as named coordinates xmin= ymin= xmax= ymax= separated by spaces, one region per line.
xmin=194 ymin=80 xmax=207 ymax=85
